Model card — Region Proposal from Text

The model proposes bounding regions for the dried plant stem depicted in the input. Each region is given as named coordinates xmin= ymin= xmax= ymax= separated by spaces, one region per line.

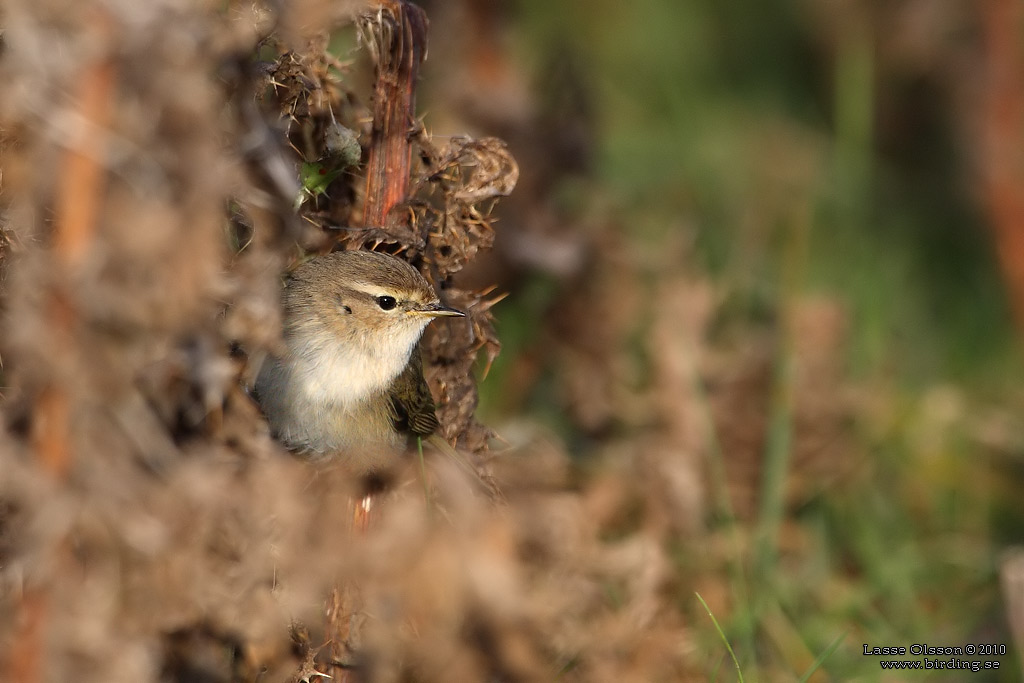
xmin=32 ymin=373 xmax=72 ymax=480
xmin=33 ymin=8 xmax=116 ymax=479
xmin=323 ymin=495 xmax=377 ymax=683
xmin=53 ymin=20 xmax=116 ymax=269
xmin=361 ymin=0 xmax=427 ymax=229
xmin=353 ymin=493 xmax=374 ymax=533
xmin=980 ymin=0 xmax=1024 ymax=332
xmin=326 ymin=4 xmax=428 ymax=675
xmin=12 ymin=12 xmax=117 ymax=683
xmin=326 ymin=584 xmax=361 ymax=682
xmin=8 ymin=590 xmax=46 ymax=683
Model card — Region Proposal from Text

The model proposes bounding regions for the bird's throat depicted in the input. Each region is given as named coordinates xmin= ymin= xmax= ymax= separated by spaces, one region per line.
xmin=291 ymin=326 xmax=421 ymax=409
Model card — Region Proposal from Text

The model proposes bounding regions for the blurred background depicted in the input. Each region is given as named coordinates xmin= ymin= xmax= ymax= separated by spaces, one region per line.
xmin=419 ymin=0 xmax=1024 ymax=679
xmin=3 ymin=0 xmax=1024 ymax=681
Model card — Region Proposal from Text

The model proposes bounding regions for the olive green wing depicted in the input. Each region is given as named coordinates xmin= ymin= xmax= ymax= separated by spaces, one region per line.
xmin=386 ymin=346 xmax=440 ymax=438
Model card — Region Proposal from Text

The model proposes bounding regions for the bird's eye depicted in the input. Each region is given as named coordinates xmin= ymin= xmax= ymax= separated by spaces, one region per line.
xmin=376 ymin=295 xmax=397 ymax=311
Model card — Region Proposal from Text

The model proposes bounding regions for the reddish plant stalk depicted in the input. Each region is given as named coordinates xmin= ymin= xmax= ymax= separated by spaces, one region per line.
xmin=981 ymin=0 xmax=1024 ymax=331
xmin=361 ymin=0 xmax=428 ymax=229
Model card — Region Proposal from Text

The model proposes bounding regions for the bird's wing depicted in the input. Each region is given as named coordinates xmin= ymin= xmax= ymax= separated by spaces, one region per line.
xmin=386 ymin=345 xmax=440 ymax=437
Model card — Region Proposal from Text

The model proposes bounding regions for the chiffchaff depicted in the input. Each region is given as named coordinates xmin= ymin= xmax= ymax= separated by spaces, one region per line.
xmin=254 ymin=250 xmax=463 ymax=471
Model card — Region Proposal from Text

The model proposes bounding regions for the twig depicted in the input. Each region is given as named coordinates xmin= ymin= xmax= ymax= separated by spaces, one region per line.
xmin=360 ymin=0 xmax=428 ymax=229
xmin=326 ymin=5 xmax=429 ymax=679
xmin=32 ymin=7 xmax=116 ymax=479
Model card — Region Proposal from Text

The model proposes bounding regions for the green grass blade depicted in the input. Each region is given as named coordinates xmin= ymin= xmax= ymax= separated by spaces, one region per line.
xmin=797 ymin=632 xmax=846 ymax=683
xmin=696 ymin=591 xmax=744 ymax=683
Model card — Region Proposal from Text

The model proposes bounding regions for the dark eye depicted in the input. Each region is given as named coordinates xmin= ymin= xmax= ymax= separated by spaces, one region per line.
xmin=376 ymin=295 xmax=397 ymax=311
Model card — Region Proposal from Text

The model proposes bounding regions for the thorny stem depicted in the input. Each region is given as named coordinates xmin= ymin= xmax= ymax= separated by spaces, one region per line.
xmin=330 ymin=4 xmax=428 ymax=680
xmin=361 ymin=0 xmax=428 ymax=230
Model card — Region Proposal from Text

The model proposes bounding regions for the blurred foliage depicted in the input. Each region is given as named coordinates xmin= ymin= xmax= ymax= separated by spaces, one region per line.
xmin=3 ymin=0 xmax=1024 ymax=681
xmin=508 ymin=0 xmax=1016 ymax=384
xmin=433 ymin=0 xmax=1024 ymax=680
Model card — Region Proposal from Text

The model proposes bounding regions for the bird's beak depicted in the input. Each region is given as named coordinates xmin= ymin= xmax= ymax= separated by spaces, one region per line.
xmin=414 ymin=303 xmax=466 ymax=318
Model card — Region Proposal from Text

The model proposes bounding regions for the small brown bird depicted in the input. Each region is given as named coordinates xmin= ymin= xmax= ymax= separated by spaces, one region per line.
xmin=254 ymin=250 xmax=463 ymax=470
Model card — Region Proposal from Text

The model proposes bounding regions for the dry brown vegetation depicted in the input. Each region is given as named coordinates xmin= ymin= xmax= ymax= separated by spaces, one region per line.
xmin=0 ymin=1 xmax=706 ymax=681
xmin=6 ymin=0 xmax=1023 ymax=681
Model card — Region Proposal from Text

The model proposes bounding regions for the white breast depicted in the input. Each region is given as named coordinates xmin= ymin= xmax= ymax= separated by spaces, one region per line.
xmin=288 ymin=321 xmax=425 ymax=409
xmin=256 ymin=312 xmax=433 ymax=461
